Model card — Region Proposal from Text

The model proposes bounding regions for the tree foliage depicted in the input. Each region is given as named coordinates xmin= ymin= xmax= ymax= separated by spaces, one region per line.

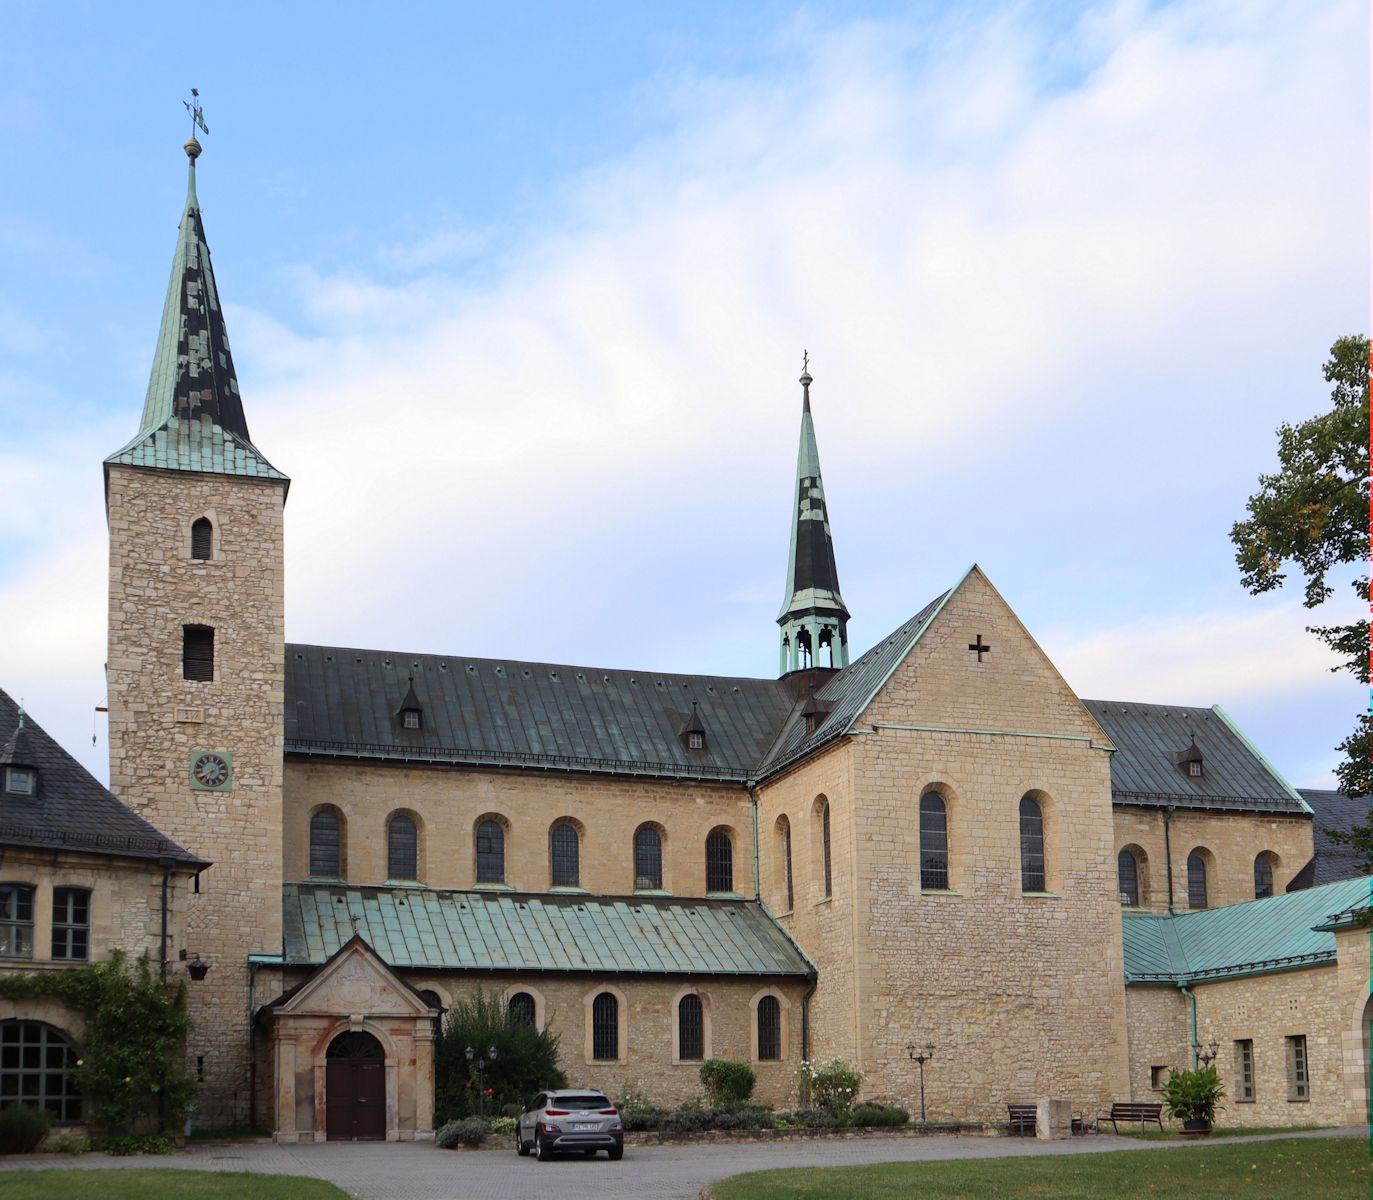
xmin=433 ymin=987 xmax=565 ymax=1123
xmin=1230 ymin=335 xmax=1371 ymax=834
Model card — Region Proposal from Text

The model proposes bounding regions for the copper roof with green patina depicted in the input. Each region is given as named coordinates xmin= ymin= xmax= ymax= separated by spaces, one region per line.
xmin=282 ymin=884 xmax=815 ymax=977
xmin=1122 ymin=875 xmax=1371 ymax=984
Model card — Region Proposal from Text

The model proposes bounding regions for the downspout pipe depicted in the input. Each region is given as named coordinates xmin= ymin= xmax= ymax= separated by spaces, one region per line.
xmin=800 ymin=975 xmax=818 ymax=1064
xmin=157 ymin=857 xmax=178 ymax=981
xmin=1163 ymin=804 xmax=1176 ymax=915
xmin=1179 ymin=984 xmax=1198 ymax=1068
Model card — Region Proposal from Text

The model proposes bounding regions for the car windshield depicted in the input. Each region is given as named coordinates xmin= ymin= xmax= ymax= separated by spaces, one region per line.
xmin=555 ymin=1094 xmax=609 ymax=1110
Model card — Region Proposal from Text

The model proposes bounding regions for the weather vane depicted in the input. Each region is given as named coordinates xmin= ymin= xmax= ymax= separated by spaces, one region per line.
xmin=184 ymin=88 xmax=209 ymax=138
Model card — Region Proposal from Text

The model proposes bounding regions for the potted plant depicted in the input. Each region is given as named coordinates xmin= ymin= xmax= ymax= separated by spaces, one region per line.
xmin=1161 ymin=1065 xmax=1225 ymax=1134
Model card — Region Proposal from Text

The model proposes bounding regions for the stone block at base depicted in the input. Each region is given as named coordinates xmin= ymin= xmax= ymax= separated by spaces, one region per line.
xmin=1036 ymin=1098 xmax=1072 ymax=1140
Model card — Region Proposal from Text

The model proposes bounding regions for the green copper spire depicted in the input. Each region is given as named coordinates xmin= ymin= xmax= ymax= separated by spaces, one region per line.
xmin=778 ymin=359 xmax=849 ymax=676
xmin=105 ymin=136 xmax=286 ymax=483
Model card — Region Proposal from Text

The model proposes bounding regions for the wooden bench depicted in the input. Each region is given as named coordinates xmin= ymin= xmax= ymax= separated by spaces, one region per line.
xmin=1007 ymin=1103 xmax=1038 ymax=1135
xmin=1100 ymin=1102 xmax=1164 ymax=1134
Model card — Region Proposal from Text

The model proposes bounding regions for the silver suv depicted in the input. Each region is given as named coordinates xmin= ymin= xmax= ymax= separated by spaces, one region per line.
xmin=516 ymin=1089 xmax=624 ymax=1161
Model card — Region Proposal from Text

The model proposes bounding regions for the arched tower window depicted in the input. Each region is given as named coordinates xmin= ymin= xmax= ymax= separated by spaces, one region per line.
xmin=818 ymin=800 xmax=832 ymax=899
xmin=634 ymin=825 xmax=662 ymax=891
xmin=1019 ymin=795 xmax=1045 ymax=893
xmin=551 ymin=822 xmax=580 ymax=888
xmin=1187 ymin=850 xmax=1209 ymax=909
xmin=309 ymin=808 xmax=343 ymax=878
xmin=1118 ymin=849 xmax=1140 ymax=906
xmin=1254 ymin=852 xmax=1276 ymax=899
xmin=757 ymin=995 xmax=781 ymax=1061
xmin=678 ymin=994 xmax=704 ymax=1061
xmin=919 ymin=792 xmax=949 ymax=890
xmin=508 ymin=992 xmax=536 ymax=1025
xmin=387 ymin=813 xmax=418 ymax=881
xmin=475 ymin=819 xmax=505 ymax=884
xmin=591 ymin=992 xmax=618 ymax=1060
xmin=190 ymin=517 xmax=213 ymax=561
xmin=705 ymin=827 xmax=733 ymax=894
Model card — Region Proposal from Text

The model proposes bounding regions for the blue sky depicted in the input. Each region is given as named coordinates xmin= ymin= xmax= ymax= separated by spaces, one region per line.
xmin=0 ymin=0 xmax=1367 ymax=788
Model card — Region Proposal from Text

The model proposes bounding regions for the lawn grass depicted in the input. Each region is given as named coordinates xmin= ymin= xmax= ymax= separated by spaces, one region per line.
xmin=1107 ymin=1123 xmax=1333 ymax=1141
xmin=710 ymin=1136 xmax=1365 ymax=1200
xmin=0 ymin=1169 xmax=349 ymax=1198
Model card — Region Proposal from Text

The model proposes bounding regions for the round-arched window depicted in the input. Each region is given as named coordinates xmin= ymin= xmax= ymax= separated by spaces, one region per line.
xmin=0 ymin=1021 xmax=81 ymax=1123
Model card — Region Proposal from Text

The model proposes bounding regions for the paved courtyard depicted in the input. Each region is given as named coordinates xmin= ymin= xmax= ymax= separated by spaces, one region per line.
xmin=0 ymin=1128 xmax=1358 ymax=1200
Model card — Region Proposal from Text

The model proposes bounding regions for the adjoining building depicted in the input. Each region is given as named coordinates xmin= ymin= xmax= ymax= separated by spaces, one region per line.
xmin=8 ymin=134 xmax=1363 ymax=1141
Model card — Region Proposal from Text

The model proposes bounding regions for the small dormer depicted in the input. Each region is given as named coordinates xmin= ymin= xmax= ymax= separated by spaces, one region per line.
xmin=681 ymin=702 xmax=707 ymax=752
xmin=395 ymin=677 xmax=424 ymax=732
xmin=3 ymin=764 xmax=35 ymax=797
xmin=801 ymin=688 xmax=830 ymax=737
xmin=1171 ymin=734 xmax=1204 ymax=779
xmin=1 ymin=711 xmax=37 ymax=798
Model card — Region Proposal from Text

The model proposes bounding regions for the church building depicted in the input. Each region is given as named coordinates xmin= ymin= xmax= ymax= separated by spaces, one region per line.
xmin=4 ymin=134 xmax=1364 ymax=1143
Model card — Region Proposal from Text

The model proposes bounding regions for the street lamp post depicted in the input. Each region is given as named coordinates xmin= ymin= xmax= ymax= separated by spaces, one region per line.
xmin=905 ymin=1043 xmax=935 ymax=1123
xmin=1192 ymin=1037 xmax=1219 ymax=1070
xmin=465 ymin=1043 xmax=498 ymax=1118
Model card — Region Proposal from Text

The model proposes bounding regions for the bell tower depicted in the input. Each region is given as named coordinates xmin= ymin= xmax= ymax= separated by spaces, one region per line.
xmin=777 ymin=361 xmax=850 ymax=675
xmin=104 ymin=132 xmax=288 ymax=1127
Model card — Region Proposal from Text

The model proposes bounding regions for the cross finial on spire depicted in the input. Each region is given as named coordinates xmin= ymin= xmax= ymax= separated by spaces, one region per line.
xmin=183 ymin=88 xmax=208 ymax=161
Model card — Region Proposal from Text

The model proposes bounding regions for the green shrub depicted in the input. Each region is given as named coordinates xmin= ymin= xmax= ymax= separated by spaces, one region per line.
xmin=435 ymin=1117 xmax=491 ymax=1149
xmin=0 ymin=1105 xmax=53 ymax=1154
xmin=800 ymin=1059 xmax=864 ymax=1115
xmin=708 ymin=1106 xmax=773 ymax=1131
xmin=850 ymin=1102 xmax=910 ymax=1127
xmin=785 ymin=1108 xmax=842 ymax=1128
xmin=500 ymin=1103 xmax=522 ymax=1119
xmin=434 ymin=988 xmax=566 ymax=1123
xmin=621 ymin=1107 xmax=667 ymax=1132
xmin=101 ymin=1133 xmax=176 ymax=1156
xmin=699 ymin=1059 xmax=756 ymax=1109
xmin=41 ymin=1132 xmax=92 ymax=1155
xmin=664 ymin=1106 xmax=712 ymax=1133
xmin=1161 ymin=1066 xmax=1226 ymax=1124
xmin=490 ymin=1115 xmax=516 ymax=1135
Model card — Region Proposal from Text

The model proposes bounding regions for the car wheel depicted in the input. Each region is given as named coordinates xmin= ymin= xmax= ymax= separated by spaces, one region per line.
xmin=536 ymin=1131 xmax=553 ymax=1162
xmin=516 ymin=1128 xmax=530 ymax=1156
xmin=608 ymin=1146 xmax=623 ymax=1161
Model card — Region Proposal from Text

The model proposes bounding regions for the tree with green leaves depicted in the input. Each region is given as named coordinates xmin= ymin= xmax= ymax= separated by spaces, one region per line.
xmin=1231 ymin=334 xmax=1370 ymax=864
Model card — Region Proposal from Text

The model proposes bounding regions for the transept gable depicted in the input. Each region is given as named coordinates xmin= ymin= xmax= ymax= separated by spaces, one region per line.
xmin=273 ymin=934 xmax=432 ymax=1019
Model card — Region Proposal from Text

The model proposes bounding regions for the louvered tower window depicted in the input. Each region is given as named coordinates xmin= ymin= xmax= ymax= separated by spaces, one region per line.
xmin=705 ymin=828 xmax=733 ymax=893
xmin=551 ymin=823 xmax=580 ymax=887
xmin=388 ymin=814 xmax=418 ymax=881
xmin=1019 ymin=795 xmax=1046 ymax=892
xmin=309 ymin=809 xmax=341 ymax=877
xmin=190 ymin=518 xmax=213 ymax=560
xmin=1187 ymin=851 xmax=1209 ymax=909
xmin=182 ymin=625 xmax=214 ymax=682
xmin=757 ymin=995 xmax=781 ymax=1061
xmin=634 ymin=825 xmax=662 ymax=890
xmin=475 ymin=820 xmax=505 ymax=884
xmin=678 ymin=994 xmax=704 ymax=1061
xmin=919 ymin=792 xmax=949 ymax=890
xmin=592 ymin=992 xmax=618 ymax=1060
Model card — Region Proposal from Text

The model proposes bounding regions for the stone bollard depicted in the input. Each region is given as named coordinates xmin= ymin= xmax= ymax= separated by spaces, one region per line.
xmin=1035 ymin=1098 xmax=1072 ymax=1140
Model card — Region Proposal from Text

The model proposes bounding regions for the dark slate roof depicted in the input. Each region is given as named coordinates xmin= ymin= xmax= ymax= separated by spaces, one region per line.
xmin=284 ymin=645 xmax=798 ymax=783
xmin=1083 ymin=700 xmax=1308 ymax=814
xmin=282 ymin=884 xmax=815 ymax=977
xmin=1299 ymin=788 xmax=1370 ymax=886
xmin=0 ymin=688 xmax=204 ymax=867
xmin=1122 ymin=876 xmax=1370 ymax=984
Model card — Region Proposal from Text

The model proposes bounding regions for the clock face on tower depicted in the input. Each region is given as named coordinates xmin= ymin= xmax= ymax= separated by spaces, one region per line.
xmin=189 ymin=750 xmax=233 ymax=791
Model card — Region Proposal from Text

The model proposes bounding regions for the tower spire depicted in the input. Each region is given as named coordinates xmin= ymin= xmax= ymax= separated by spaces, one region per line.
xmin=105 ymin=112 xmax=285 ymax=485
xmin=777 ymin=356 xmax=850 ymax=676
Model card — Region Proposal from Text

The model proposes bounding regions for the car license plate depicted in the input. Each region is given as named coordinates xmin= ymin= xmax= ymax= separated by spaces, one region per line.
xmin=574 ymin=1122 xmax=597 ymax=1131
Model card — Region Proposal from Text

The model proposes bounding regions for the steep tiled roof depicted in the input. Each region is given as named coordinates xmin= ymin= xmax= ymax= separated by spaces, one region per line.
xmin=0 ymin=688 xmax=204 ymax=867
xmin=1122 ymin=876 xmax=1370 ymax=983
xmin=282 ymin=884 xmax=815 ymax=977
xmin=285 ymin=645 xmax=796 ymax=783
xmin=1083 ymin=700 xmax=1308 ymax=815
xmin=1298 ymin=788 xmax=1370 ymax=886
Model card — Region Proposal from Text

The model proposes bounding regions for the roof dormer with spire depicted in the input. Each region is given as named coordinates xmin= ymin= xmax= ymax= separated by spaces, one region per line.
xmin=777 ymin=359 xmax=850 ymax=676
xmin=105 ymin=134 xmax=286 ymax=485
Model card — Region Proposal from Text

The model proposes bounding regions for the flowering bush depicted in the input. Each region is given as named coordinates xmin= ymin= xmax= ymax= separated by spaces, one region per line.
xmin=797 ymin=1059 xmax=863 ymax=1115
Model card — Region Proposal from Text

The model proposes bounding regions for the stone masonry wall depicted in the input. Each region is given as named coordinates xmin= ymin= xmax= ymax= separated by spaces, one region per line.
xmin=1112 ymin=808 xmax=1313 ymax=913
xmin=1122 ymin=986 xmax=1191 ymax=1101
xmin=284 ymin=762 xmax=754 ymax=897
xmin=791 ymin=567 xmax=1131 ymax=1120
xmin=106 ymin=463 xmax=286 ymax=1127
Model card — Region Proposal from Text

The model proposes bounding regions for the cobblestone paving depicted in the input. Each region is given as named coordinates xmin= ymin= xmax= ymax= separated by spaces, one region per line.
xmin=0 ymin=1128 xmax=1357 ymax=1200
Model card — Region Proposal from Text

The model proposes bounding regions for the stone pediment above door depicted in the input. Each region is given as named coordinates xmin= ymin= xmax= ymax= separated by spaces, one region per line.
xmin=276 ymin=934 xmax=432 ymax=1019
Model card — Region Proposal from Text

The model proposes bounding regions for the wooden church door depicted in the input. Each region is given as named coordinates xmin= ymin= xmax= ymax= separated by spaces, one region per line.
xmin=325 ymin=1031 xmax=386 ymax=1140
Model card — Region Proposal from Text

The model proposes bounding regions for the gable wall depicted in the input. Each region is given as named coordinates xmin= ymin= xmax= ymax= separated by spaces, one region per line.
xmin=284 ymin=761 xmax=753 ymax=897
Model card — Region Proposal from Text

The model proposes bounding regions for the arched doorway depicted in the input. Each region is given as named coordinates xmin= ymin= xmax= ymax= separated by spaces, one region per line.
xmin=325 ymin=1031 xmax=386 ymax=1140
